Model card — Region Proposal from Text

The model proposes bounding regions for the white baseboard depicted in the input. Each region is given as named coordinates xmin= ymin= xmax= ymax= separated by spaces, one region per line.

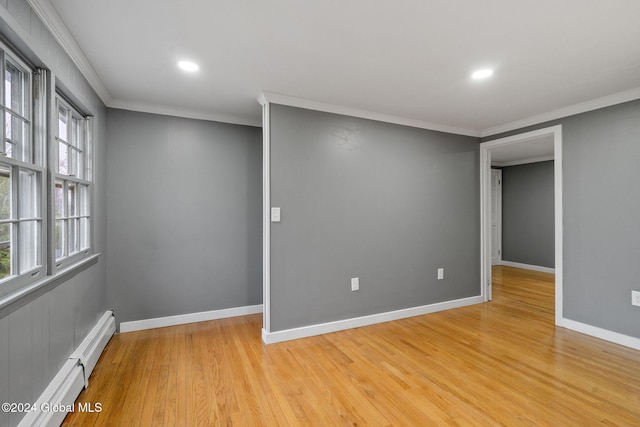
xmin=558 ymin=317 xmax=640 ymax=351
xmin=18 ymin=310 xmax=115 ymax=427
xmin=500 ymin=260 xmax=555 ymax=274
xmin=263 ymin=295 xmax=484 ymax=344
xmin=119 ymin=304 xmax=264 ymax=333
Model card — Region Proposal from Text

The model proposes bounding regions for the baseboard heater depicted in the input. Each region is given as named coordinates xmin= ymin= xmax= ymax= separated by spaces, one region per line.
xmin=18 ymin=310 xmax=116 ymax=427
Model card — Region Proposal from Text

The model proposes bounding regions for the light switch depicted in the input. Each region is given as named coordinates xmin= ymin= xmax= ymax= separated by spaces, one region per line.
xmin=271 ymin=207 xmax=281 ymax=222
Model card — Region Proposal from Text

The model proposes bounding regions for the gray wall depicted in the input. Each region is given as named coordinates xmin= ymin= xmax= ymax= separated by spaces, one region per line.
xmin=501 ymin=161 xmax=554 ymax=268
xmin=0 ymin=2 xmax=108 ymax=426
xmin=484 ymin=99 xmax=640 ymax=339
xmin=106 ymin=109 xmax=262 ymax=325
xmin=269 ymin=104 xmax=480 ymax=332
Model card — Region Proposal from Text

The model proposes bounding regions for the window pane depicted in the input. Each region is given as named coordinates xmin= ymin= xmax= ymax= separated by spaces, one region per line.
xmin=80 ymin=217 xmax=89 ymax=250
xmin=18 ymin=169 xmax=38 ymax=219
xmin=3 ymin=140 xmax=13 ymax=158
xmin=68 ymin=218 xmax=77 ymax=254
xmin=78 ymin=150 xmax=85 ymax=180
xmin=68 ymin=146 xmax=78 ymax=177
xmin=71 ymin=117 xmax=79 ymax=147
xmin=58 ymin=106 xmax=68 ymax=141
xmin=0 ymin=223 xmax=10 ymax=279
xmin=5 ymin=61 xmax=25 ymax=114
xmin=5 ymin=113 xmax=30 ymax=162
xmin=70 ymin=118 xmax=80 ymax=177
xmin=54 ymin=180 xmax=64 ymax=218
xmin=4 ymin=112 xmax=14 ymax=156
xmin=58 ymin=141 xmax=68 ymax=175
xmin=5 ymin=112 xmax=29 ymax=161
xmin=55 ymin=219 xmax=64 ymax=259
xmin=58 ymin=106 xmax=68 ymax=174
xmin=0 ymin=167 xmax=10 ymax=221
xmin=18 ymin=220 xmax=39 ymax=272
xmin=68 ymin=182 xmax=76 ymax=217
xmin=78 ymin=184 xmax=89 ymax=216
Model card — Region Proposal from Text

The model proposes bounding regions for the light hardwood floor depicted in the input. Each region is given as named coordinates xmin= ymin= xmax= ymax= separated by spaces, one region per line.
xmin=62 ymin=266 xmax=640 ymax=426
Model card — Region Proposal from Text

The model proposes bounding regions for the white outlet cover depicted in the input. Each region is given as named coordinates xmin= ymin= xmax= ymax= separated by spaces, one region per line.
xmin=351 ymin=277 xmax=359 ymax=291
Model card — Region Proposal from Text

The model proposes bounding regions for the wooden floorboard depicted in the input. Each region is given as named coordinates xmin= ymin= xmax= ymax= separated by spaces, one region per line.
xmin=62 ymin=266 xmax=640 ymax=426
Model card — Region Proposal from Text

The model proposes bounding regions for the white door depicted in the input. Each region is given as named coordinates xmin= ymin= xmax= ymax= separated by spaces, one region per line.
xmin=491 ymin=169 xmax=502 ymax=265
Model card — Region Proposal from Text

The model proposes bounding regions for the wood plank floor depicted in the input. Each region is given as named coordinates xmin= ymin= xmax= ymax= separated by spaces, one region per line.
xmin=63 ymin=266 xmax=640 ymax=426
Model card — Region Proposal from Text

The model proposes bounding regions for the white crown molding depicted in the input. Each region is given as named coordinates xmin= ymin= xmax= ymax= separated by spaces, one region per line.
xmin=27 ymin=0 xmax=112 ymax=105
xmin=492 ymin=154 xmax=554 ymax=168
xmin=481 ymin=86 xmax=640 ymax=137
xmin=260 ymin=91 xmax=480 ymax=137
xmin=109 ymin=99 xmax=262 ymax=127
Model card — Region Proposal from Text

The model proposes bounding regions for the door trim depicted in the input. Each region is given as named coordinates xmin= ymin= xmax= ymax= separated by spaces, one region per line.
xmin=480 ymin=125 xmax=563 ymax=324
xmin=490 ymin=168 xmax=502 ymax=266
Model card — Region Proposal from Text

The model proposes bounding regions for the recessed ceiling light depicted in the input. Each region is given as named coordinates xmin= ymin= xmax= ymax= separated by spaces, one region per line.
xmin=472 ymin=68 xmax=493 ymax=80
xmin=178 ymin=60 xmax=199 ymax=72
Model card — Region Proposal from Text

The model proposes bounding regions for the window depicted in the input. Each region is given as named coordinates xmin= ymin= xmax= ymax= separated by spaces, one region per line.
xmin=54 ymin=97 xmax=91 ymax=263
xmin=0 ymin=40 xmax=94 ymax=298
xmin=0 ymin=46 xmax=45 ymax=285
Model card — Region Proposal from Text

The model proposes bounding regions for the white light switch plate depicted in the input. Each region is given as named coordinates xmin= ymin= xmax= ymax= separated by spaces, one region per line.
xmin=632 ymin=290 xmax=640 ymax=307
xmin=351 ymin=277 xmax=359 ymax=291
xmin=271 ymin=207 xmax=281 ymax=222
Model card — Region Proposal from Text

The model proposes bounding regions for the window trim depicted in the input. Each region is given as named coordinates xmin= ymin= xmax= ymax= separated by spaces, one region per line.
xmin=0 ymin=252 xmax=99 ymax=316
xmin=50 ymin=93 xmax=93 ymax=271
xmin=0 ymin=42 xmax=47 ymax=298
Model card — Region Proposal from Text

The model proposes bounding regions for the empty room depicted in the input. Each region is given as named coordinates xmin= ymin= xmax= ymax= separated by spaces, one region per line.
xmin=1 ymin=1 xmax=640 ymax=426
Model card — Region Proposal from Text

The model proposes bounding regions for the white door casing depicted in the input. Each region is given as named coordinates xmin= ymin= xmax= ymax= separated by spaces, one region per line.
xmin=491 ymin=169 xmax=502 ymax=266
xmin=480 ymin=124 xmax=562 ymax=325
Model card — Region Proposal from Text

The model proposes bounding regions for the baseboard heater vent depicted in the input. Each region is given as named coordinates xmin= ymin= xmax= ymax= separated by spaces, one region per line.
xmin=18 ymin=310 xmax=116 ymax=427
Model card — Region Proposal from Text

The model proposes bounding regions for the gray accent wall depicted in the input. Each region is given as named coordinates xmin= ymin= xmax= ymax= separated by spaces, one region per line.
xmin=269 ymin=104 xmax=480 ymax=332
xmin=0 ymin=2 xmax=108 ymax=426
xmin=484 ymin=99 xmax=640 ymax=339
xmin=106 ymin=109 xmax=262 ymax=325
xmin=501 ymin=161 xmax=554 ymax=268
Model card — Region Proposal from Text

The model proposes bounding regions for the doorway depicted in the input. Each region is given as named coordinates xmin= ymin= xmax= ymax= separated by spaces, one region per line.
xmin=480 ymin=125 xmax=563 ymax=325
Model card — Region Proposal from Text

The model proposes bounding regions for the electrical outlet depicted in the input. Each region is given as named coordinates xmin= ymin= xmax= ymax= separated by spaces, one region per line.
xmin=632 ymin=291 xmax=640 ymax=307
xmin=351 ymin=277 xmax=359 ymax=292
xmin=437 ymin=268 xmax=444 ymax=280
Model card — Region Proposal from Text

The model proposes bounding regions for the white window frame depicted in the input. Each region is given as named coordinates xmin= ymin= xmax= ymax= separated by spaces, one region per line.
xmin=52 ymin=94 xmax=93 ymax=270
xmin=0 ymin=42 xmax=47 ymax=298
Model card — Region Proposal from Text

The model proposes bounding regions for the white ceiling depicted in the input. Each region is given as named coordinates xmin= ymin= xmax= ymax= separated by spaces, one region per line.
xmin=34 ymin=0 xmax=640 ymax=135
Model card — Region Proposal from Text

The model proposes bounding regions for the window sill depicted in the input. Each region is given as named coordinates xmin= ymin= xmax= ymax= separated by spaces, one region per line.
xmin=0 ymin=253 xmax=100 ymax=319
